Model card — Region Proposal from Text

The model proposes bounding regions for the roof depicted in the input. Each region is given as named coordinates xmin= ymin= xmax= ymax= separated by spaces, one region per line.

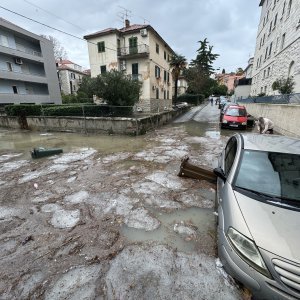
xmin=83 ymin=21 xmax=175 ymax=54
xmin=240 ymin=134 xmax=300 ymax=154
xmin=56 ymin=59 xmax=74 ymax=65
xmin=57 ymin=65 xmax=87 ymax=75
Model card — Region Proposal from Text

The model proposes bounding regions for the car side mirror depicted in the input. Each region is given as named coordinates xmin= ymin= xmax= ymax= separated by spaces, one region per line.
xmin=213 ymin=167 xmax=227 ymax=182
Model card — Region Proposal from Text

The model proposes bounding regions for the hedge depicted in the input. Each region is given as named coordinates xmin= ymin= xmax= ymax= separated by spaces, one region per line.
xmin=5 ymin=104 xmax=133 ymax=117
xmin=176 ymin=94 xmax=205 ymax=105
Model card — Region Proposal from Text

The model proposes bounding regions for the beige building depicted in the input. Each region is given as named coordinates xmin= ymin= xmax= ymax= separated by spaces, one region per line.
xmin=56 ymin=59 xmax=89 ymax=95
xmin=84 ymin=20 xmax=175 ymax=112
xmin=251 ymin=0 xmax=300 ymax=96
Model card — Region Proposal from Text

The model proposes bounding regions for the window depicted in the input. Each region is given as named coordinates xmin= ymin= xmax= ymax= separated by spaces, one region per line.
xmin=263 ymin=69 xmax=266 ymax=78
xmin=129 ymin=37 xmax=138 ymax=54
xmin=164 ymin=51 xmax=166 ymax=60
xmin=164 ymin=70 xmax=167 ymax=81
xmin=268 ymin=42 xmax=273 ymax=56
xmin=6 ymin=62 xmax=13 ymax=71
xmin=97 ymin=41 xmax=105 ymax=53
xmin=0 ymin=35 xmax=9 ymax=47
xmin=282 ymin=1 xmax=286 ymax=18
xmin=273 ymin=14 xmax=278 ymax=28
xmin=155 ymin=66 xmax=160 ymax=78
xmin=163 ymin=90 xmax=166 ymax=99
xmin=269 ymin=21 xmax=273 ymax=33
xmin=224 ymin=137 xmax=237 ymax=176
xmin=70 ymin=73 xmax=75 ymax=79
xmin=156 ymin=43 xmax=159 ymax=54
xmin=12 ymin=85 xmax=18 ymax=94
xmin=132 ymin=63 xmax=139 ymax=80
xmin=264 ymin=86 xmax=267 ymax=93
xmin=267 ymin=67 xmax=271 ymax=77
xmin=287 ymin=0 xmax=292 ymax=16
xmin=281 ymin=33 xmax=286 ymax=49
xmin=100 ymin=65 xmax=106 ymax=74
xmin=167 ymin=91 xmax=169 ymax=99
xmin=265 ymin=47 xmax=269 ymax=59
xmin=167 ymin=72 xmax=170 ymax=83
xmin=156 ymin=88 xmax=159 ymax=99
xmin=288 ymin=61 xmax=295 ymax=77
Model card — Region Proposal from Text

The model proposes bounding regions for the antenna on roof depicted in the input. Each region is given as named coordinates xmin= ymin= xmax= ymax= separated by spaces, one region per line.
xmin=118 ymin=6 xmax=132 ymax=22
xmin=138 ymin=15 xmax=150 ymax=24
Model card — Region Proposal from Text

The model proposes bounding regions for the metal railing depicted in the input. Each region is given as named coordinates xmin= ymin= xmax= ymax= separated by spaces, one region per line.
xmin=117 ymin=44 xmax=149 ymax=57
xmin=238 ymin=93 xmax=300 ymax=105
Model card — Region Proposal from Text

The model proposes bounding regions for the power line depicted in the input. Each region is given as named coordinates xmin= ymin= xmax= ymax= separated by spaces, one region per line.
xmin=23 ymin=0 xmax=84 ymax=31
xmin=0 ymin=5 xmax=117 ymax=52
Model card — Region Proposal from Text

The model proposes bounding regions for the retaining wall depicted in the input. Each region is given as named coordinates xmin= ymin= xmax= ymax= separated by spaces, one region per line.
xmin=238 ymin=103 xmax=300 ymax=138
xmin=0 ymin=107 xmax=189 ymax=135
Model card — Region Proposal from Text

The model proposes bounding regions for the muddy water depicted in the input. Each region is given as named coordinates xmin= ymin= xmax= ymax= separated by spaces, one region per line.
xmin=0 ymin=129 xmax=149 ymax=159
xmin=121 ymin=207 xmax=215 ymax=253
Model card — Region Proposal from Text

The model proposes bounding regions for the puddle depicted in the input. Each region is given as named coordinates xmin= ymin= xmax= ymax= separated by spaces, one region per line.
xmin=121 ymin=207 xmax=215 ymax=253
xmin=0 ymin=129 xmax=150 ymax=159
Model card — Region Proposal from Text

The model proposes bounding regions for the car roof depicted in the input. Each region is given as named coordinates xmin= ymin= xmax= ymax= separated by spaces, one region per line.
xmin=239 ymin=133 xmax=300 ymax=154
xmin=226 ymin=105 xmax=245 ymax=109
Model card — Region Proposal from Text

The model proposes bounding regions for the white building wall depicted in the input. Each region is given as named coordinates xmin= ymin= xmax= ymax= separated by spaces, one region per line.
xmin=251 ymin=0 xmax=300 ymax=96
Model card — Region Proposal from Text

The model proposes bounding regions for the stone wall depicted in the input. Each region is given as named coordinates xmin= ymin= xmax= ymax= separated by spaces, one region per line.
xmin=0 ymin=107 xmax=189 ymax=135
xmin=239 ymin=102 xmax=300 ymax=138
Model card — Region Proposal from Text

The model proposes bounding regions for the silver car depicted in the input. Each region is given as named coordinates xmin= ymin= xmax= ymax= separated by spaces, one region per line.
xmin=214 ymin=133 xmax=300 ymax=299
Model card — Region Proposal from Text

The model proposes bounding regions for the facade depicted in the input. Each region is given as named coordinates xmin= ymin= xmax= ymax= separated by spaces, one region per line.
xmin=56 ymin=60 xmax=89 ymax=95
xmin=251 ymin=0 xmax=300 ymax=96
xmin=215 ymin=73 xmax=245 ymax=94
xmin=0 ymin=18 xmax=61 ymax=105
xmin=233 ymin=57 xmax=254 ymax=101
xmin=84 ymin=19 xmax=174 ymax=112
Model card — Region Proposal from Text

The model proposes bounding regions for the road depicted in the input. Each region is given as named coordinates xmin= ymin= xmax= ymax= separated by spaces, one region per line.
xmin=0 ymin=103 xmax=248 ymax=299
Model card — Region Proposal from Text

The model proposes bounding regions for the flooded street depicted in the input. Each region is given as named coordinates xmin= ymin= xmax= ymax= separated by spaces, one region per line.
xmin=0 ymin=103 xmax=250 ymax=299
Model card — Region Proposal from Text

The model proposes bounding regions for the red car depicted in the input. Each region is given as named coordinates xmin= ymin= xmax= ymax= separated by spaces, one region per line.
xmin=220 ymin=105 xmax=247 ymax=129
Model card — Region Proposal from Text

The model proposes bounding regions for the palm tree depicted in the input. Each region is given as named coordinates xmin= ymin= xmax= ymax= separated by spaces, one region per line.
xmin=169 ymin=53 xmax=187 ymax=104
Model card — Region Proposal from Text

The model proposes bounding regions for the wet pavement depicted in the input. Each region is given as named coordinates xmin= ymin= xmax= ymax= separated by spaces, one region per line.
xmin=0 ymin=103 xmax=252 ymax=299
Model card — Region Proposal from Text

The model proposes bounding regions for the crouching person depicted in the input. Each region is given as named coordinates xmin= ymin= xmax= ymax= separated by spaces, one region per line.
xmin=257 ymin=117 xmax=274 ymax=134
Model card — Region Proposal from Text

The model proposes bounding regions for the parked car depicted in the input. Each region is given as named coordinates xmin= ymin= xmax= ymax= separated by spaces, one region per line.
xmin=214 ymin=133 xmax=300 ymax=299
xmin=220 ymin=105 xmax=247 ymax=129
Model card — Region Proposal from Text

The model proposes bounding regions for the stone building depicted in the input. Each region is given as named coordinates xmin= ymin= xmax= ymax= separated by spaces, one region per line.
xmin=0 ymin=18 xmax=61 ymax=105
xmin=56 ymin=60 xmax=89 ymax=95
xmin=251 ymin=0 xmax=300 ymax=96
xmin=84 ymin=19 xmax=175 ymax=112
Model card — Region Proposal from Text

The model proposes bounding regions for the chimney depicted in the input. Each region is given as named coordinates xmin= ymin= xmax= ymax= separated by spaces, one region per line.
xmin=125 ymin=19 xmax=130 ymax=28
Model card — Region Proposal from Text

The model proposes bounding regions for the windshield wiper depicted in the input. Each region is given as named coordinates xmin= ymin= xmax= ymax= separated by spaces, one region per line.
xmin=235 ymin=186 xmax=300 ymax=208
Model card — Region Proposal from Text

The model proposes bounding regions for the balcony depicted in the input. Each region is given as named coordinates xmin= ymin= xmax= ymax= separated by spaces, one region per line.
xmin=0 ymin=69 xmax=47 ymax=84
xmin=127 ymin=74 xmax=143 ymax=81
xmin=118 ymin=44 xmax=149 ymax=59
xmin=0 ymin=44 xmax=43 ymax=62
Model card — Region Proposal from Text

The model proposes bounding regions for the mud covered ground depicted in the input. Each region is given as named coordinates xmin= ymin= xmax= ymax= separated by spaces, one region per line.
xmin=0 ymin=114 xmax=246 ymax=299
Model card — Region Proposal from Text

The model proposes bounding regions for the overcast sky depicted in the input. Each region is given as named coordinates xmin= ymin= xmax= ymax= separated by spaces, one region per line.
xmin=0 ymin=0 xmax=261 ymax=72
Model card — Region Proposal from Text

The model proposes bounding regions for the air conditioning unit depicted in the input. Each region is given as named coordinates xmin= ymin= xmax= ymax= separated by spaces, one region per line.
xmin=15 ymin=58 xmax=23 ymax=65
xmin=140 ymin=29 xmax=148 ymax=37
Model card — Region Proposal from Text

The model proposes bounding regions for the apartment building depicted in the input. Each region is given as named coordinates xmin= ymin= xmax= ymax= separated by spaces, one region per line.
xmin=215 ymin=73 xmax=245 ymax=94
xmin=56 ymin=59 xmax=89 ymax=95
xmin=0 ymin=18 xmax=61 ymax=105
xmin=251 ymin=0 xmax=300 ymax=96
xmin=84 ymin=20 xmax=174 ymax=112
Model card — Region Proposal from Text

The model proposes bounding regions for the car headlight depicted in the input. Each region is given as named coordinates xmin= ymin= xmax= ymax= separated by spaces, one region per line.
xmin=227 ymin=227 xmax=271 ymax=278
xmin=222 ymin=120 xmax=228 ymax=123
xmin=241 ymin=122 xmax=247 ymax=125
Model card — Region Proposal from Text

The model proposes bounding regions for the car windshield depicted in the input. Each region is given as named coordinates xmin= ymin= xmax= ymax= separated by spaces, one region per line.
xmin=234 ymin=150 xmax=300 ymax=202
xmin=225 ymin=108 xmax=246 ymax=117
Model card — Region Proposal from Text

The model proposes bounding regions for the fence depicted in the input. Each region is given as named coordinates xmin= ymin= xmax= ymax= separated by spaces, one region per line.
xmin=238 ymin=93 xmax=300 ymax=105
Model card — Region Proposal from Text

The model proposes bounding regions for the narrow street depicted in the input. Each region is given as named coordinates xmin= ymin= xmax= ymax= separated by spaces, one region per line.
xmin=0 ymin=103 xmax=250 ymax=299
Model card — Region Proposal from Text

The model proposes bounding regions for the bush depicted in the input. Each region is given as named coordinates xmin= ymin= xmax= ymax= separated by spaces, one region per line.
xmin=5 ymin=104 xmax=42 ymax=116
xmin=176 ymin=94 xmax=205 ymax=105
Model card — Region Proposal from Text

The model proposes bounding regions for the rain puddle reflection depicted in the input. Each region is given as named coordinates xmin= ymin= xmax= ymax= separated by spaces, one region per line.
xmin=121 ymin=207 xmax=216 ymax=253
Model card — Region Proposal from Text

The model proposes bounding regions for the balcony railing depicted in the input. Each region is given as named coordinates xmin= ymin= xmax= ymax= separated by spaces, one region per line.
xmin=15 ymin=43 xmax=42 ymax=57
xmin=118 ymin=44 xmax=149 ymax=57
xmin=127 ymin=74 xmax=143 ymax=81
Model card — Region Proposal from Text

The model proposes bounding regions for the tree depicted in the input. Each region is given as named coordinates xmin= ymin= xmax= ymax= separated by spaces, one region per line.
xmin=272 ymin=76 xmax=295 ymax=94
xmin=222 ymin=68 xmax=226 ymax=74
xmin=186 ymin=38 xmax=219 ymax=97
xmin=98 ymin=70 xmax=141 ymax=106
xmin=236 ymin=67 xmax=244 ymax=75
xmin=169 ymin=53 xmax=187 ymax=103
xmin=190 ymin=38 xmax=219 ymax=75
xmin=41 ymin=35 xmax=68 ymax=60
